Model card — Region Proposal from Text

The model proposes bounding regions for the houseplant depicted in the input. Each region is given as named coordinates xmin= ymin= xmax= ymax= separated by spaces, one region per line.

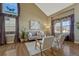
xmin=25 ymin=32 xmax=29 ymax=41
xmin=21 ymin=28 xmax=26 ymax=42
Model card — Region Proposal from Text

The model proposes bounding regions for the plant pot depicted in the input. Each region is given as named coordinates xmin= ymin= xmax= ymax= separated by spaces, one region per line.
xmin=20 ymin=39 xmax=25 ymax=42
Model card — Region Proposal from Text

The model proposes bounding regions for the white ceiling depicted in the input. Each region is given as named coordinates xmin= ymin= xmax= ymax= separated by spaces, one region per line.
xmin=35 ymin=3 xmax=73 ymax=16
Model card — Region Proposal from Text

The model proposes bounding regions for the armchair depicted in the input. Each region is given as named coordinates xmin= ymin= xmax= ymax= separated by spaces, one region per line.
xmin=35 ymin=36 xmax=54 ymax=55
xmin=54 ymin=34 xmax=65 ymax=49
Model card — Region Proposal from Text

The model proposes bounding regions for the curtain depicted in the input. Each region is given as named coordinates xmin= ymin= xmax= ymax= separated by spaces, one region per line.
xmin=70 ymin=14 xmax=74 ymax=42
xmin=51 ymin=17 xmax=55 ymax=36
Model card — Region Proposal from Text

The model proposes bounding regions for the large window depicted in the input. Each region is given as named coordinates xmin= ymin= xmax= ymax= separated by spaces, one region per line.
xmin=62 ymin=20 xmax=70 ymax=34
xmin=5 ymin=16 xmax=16 ymax=32
xmin=54 ymin=21 xmax=61 ymax=34
xmin=54 ymin=17 xmax=71 ymax=35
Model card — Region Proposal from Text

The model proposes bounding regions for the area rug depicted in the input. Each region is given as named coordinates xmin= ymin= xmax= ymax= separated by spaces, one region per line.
xmin=25 ymin=40 xmax=58 ymax=56
xmin=25 ymin=41 xmax=41 ymax=56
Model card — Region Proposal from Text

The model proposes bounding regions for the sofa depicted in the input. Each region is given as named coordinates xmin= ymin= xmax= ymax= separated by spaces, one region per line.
xmin=28 ymin=30 xmax=45 ymax=40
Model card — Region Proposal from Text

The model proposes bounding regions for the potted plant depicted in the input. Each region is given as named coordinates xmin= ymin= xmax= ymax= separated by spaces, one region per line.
xmin=25 ymin=32 xmax=29 ymax=41
xmin=21 ymin=28 xmax=26 ymax=42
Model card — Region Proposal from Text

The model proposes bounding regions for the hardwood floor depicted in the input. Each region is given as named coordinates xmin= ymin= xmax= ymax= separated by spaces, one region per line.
xmin=0 ymin=41 xmax=79 ymax=56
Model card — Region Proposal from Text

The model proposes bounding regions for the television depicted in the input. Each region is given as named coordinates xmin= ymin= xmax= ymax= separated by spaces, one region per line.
xmin=2 ymin=3 xmax=18 ymax=16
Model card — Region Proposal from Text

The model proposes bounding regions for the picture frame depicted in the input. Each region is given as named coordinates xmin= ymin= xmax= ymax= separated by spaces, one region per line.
xmin=30 ymin=20 xmax=41 ymax=30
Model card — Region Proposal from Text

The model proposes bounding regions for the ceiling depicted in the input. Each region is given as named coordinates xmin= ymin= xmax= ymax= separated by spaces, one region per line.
xmin=35 ymin=3 xmax=74 ymax=16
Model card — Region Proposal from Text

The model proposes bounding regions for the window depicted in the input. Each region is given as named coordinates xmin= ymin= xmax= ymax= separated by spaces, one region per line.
xmin=54 ymin=21 xmax=61 ymax=34
xmin=54 ymin=17 xmax=71 ymax=35
xmin=62 ymin=18 xmax=71 ymax=34
xmin=62 ymin=20 xmax=70 ymax=34
xmin=5 ymin=16 xmax=16 ymax=32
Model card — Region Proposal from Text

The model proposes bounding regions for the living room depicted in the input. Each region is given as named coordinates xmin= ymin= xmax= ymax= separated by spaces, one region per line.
xmin=0 ymin=3 xmax=79 ymax=56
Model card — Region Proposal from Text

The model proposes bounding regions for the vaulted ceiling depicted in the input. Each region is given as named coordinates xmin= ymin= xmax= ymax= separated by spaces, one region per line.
xmin=35 ymin=3 xmax=74 ymax=16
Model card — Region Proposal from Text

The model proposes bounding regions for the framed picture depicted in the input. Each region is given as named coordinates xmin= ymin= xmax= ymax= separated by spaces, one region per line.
xmin=30 ymin=20 xmax=41 ymax=30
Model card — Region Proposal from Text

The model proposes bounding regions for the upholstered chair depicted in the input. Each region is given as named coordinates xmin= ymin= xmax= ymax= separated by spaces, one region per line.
xmin=35 ymin=36 xmax=54 ymax=55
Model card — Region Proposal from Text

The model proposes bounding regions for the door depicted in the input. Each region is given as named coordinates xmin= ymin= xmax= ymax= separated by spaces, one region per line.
xmin=5 ymin=16 xmax=16 ymax=44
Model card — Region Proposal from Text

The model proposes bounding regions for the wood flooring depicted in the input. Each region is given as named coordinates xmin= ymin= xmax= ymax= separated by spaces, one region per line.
xmin=0 ymin=41 xmax=79 ymax=56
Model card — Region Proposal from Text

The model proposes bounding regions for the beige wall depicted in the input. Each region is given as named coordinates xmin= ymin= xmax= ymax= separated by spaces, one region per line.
xmin=74 ymin=4 xmax=79 ymax=43
xmin=49 ymin=3 xmax=79 ymax=43
xmin=19 ymin=3 xmax=49 ymax=34
xmin=19 ymin=3 xmax=79 ymax=42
